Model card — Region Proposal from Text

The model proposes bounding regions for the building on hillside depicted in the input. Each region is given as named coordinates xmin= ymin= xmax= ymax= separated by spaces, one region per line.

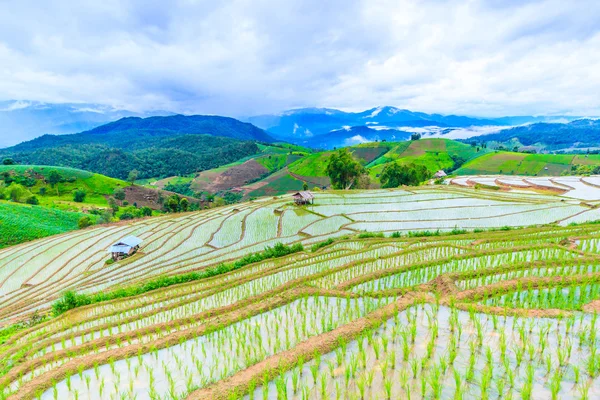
xmin=108 ymin=236 xmax=143 ymax=261
xmin=433 ymin=170 xmax=447 ymax=179
xmin=292 ymin=191 xmax=314 ymax=205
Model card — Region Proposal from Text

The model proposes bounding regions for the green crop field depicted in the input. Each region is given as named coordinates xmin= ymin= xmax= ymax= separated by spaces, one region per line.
xmin=456 ymin=151 xmax=587 ymax=176
xmin=0 ymin=165 xmax=127 ymax=209
xmin=3 ymin=187 xmax=600 ymax=398
xmin=0 ymin=202 xmax=89 ymax=248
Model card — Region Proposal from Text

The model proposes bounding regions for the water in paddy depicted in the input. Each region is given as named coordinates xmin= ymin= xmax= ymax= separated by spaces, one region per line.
xmin=249 ymin=304 xmax=600 ymax=399
xmin=35 ymin=296 xmax=393 ymax=400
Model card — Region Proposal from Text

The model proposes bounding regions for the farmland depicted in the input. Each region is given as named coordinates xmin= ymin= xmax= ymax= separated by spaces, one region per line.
xmin=1 ymin=186 xmax=600 ymax=399
xmin=0 ymin=202 xmax=88 ymax=248
xmin=455 ymin=152 xmax=592 ymax=176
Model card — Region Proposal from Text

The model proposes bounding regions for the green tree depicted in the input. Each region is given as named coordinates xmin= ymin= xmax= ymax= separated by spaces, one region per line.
xmin=127 ymin=169 xmax=139 ymax=186
xmin=410 ymin=133 xmax=421 ymax=141
xmin=113 ymin=188 xmax=126 ymax=205
xmin=302 ymin=181 xmax=309 ymax=191
xmin=167 ymin=195 xmax=180 ymax=213
xmin=325 ymin=148 xmax=365 ymax=190
xmin=180 ymin=197 xmax=189 ymax=212
xmin=47 ymin=170 xmax=63 ymax=196
xmin=73 ymin=189 xmax=87 ymax=203
xmin=380 ymin=162 xmax=431 ymax=188
xmin=107 ymin=197 xmax=119 ymax=212
xmin=78 ymin=216 xmax=93 ymax=229
xmin=2 ymin=158 xmax=15 ymax=165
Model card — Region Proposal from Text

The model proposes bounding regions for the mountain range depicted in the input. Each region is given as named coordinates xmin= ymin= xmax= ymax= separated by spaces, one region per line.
xmin=246 ymin=106 xmax=584 ymax=149
xmin=0 ymin=115 xmax=271 ymax=179
xmin=0 ymin=100 xmax=172 ymax=147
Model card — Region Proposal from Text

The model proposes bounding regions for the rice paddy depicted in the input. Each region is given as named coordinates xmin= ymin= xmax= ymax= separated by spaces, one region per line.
xmin=2 ymin=186 xmax=600 ymax=399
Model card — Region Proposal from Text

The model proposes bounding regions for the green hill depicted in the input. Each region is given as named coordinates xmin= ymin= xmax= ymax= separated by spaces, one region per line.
xmin=0 ymin=165 xmax=127 ymax=210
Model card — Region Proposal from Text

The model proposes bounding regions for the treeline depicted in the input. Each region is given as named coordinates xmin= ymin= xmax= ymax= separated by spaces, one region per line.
xmin=1 ymin=135 xmax=260 ymax=180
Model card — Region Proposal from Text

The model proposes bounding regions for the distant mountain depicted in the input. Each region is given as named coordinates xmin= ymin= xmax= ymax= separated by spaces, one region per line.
xmin=468 ymin=119 xmax=600 ymax=150
xmin=0 ymin=100 xmax=170 ymax=147
xmin=247 ymin=106 xmax=503 ymax=142
xmin=0 ymin=115 xmax=273 ymax=179
xmin=304 ymin=126 xmax=412 ymax=149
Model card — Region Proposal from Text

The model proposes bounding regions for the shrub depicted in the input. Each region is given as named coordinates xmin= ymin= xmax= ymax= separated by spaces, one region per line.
xmin=73 ymin=189 xmax=87 ymax=203
xmin=26 ymin=196 xmax=39 ymax=205
xmin=78 ymin=216 xmax=93 ymax=229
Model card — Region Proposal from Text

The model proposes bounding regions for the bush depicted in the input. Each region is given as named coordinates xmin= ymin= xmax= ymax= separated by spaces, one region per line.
xmin=78 ymin=216 xmax=93 ymax=229
xmin=119 ymin=212 xmax=134 ymax=220
xmin=73 ymin=189 xmax=87 ymax=203
xmin=26 ymin=196 xmax=39 ymax=205
xmin=390 ymin=231 xmax=402 ymax=238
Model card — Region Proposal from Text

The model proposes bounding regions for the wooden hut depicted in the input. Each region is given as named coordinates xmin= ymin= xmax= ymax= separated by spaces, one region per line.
xmin=433 ymin=170 xmax=447 ymax=179
xmin=108 ymin=236 xmax=143 ymax=261
xmin=292 ymin=191 xmax=314 ymax=205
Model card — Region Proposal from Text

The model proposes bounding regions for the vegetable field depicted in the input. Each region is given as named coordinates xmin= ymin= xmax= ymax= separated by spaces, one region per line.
xmin=2 ymin=187 xmax=600 ymax=399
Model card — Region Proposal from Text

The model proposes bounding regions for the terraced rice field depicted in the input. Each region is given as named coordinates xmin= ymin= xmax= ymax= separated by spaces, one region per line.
xmin=3 ymin=188 xmax=600 ymax=399
xmin=452 ymin=175 xmax=600 ymax=201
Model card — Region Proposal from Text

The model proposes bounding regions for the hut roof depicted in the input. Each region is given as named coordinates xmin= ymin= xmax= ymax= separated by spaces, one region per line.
xmin=108 ymin=236 xmax=143 ymax=253
xmin=292 ymin=191 xmax=314 ymax=200
xmin=434 ymin=170 xmax=447 ymax=178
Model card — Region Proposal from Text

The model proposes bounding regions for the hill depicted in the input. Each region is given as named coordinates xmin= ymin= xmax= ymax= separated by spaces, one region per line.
xmin=0 ymin=115 xmax=267 ymax=179
xmin=0 ymin=100 xmax=171 ymax=147
xmin=2 ymin=188 xmax=600 ymax=399
xmin=468 ymin=119 xmax=600 ymax=151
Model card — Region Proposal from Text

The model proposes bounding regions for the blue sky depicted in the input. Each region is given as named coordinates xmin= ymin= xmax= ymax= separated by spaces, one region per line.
xmin=0 ymin=0 xmax=599 ymax=117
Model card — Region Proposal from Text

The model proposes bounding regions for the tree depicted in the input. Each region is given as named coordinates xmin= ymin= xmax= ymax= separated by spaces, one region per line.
xmin=302 ymin=181 xmax=309 ymax=191
xmin=113 ymin=188 xmax=126 ymax=205
xmin=167 ymin=195 xmax=180 ymax=213
xmin=73 ymin=189 xmax=87 ymax=203
xmin=410 ymin=133 xmax=422 ymax=141
xmin=379 ymin=162 xmax=431 ymax=188
xmin=180 ymin=197 xmax=189 ymax=212
xmin=2 ymin=158 xmax=15 ymax=165
xmin=127 ymin=169 xmax=139 ymax=186
xmin=47 ymin=170 xmax=63 ymax=196
xmin=325 ymin=148 xmax=366 ymax=190
xmin=107 ymin=197 xmax=119 ymax=212
xmin=78 ymin=216 xmax=93 ymax=229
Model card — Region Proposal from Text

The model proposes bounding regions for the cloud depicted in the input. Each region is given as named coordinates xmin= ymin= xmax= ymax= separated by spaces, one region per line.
xmin=344 ymin=135 xmax=370 ymax=145
xmin=0 ymin=0 xmax=599 ymax=117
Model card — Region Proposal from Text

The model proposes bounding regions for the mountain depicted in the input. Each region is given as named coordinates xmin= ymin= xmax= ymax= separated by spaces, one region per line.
xmin=0 ymin=100 xmax=170 ymax=147
xmin=467 ymin=119 xmax=600 ymax=150
xmin=248 ymin=106 xmax=501 ymax=140
xmin=0 ymin=115 xmax=274 ymax=179
xmin=246 ymin=106 xmax=511 ymax=149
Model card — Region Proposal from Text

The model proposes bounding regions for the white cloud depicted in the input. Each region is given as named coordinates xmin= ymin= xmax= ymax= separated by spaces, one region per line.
xmin=0 ymin=0 xmax=599 ymax=118
xmin=344 ymin=135 xmax=370 ymax=145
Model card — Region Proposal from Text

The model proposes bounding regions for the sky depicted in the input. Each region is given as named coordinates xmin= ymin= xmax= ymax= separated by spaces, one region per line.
xmin=1 ymin=0 xmax=600 ymax=118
